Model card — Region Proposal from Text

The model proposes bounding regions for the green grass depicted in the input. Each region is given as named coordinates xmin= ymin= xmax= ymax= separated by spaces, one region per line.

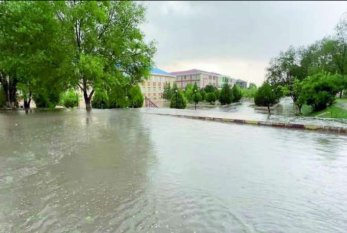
xmin=306 ymin=98 xmax=347 ymax=119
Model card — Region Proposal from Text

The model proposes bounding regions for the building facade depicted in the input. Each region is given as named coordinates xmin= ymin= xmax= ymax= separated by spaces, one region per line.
xmin=139 ymin=68 xmax=176 ymax=103
xmin=170 ymin=69 xmax=221 ymax=89
xmin=235 ymin=79 xmax=248 ymax=88
xmin=218 ymin=75 xmax=236 ymax=88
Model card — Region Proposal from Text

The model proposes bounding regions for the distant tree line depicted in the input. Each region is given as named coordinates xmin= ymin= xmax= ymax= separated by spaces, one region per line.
xmin=163 ymin=82 xmax=244 ymax=109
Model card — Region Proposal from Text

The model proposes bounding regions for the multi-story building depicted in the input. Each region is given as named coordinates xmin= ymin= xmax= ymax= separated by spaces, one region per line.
xmin=218 ymin=75 xmax=235 ymax=88
xmin=235 ymin=79 xmax=248 ymax=88
xmin=170 ymin=69 xmax=221 ymax=89
xmin=139 ymin=67 xmax=176 ymax=103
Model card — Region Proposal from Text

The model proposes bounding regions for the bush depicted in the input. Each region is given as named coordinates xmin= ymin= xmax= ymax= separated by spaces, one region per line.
xmin=128 ymin=85 xmax=144 ymax=108
xmin=298 ymin=72 xmax=339 ymax=111
xmin=0 ymin=87 xmax=5 ymax=107
xmin=92 ymin=90 xmax=109 ymax=109
xmin=61 ymin=90 xmax=79 ymax=108
xmin=254 ymin=82 xmax=278 ymax=112
xmin=170 ymin=90 xmax=187 ymax=109
xmin=33 ymin=89 xmax=60 ymax=109
xmin=206 ymin=92 xmax=216 ymax=104
xmin=241 ymin=86 xmax=257 ymax=98
xmin=200 ymin=90 xmax=206 ymax=101
xmin=231 ymin=84 xmax=242 ymax=102
xmin=204 ymin=84 xmax=217 ymax=93
xmin=219 ymin=83 xmax=233 ymax=105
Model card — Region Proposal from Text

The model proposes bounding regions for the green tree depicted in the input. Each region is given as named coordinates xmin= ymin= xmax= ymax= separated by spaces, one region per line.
xmin=200 ymin=89 xmax=206 ymax=101
xmin=231 ymin=84 xmax=242 ymax=102
xmin=219 ymin=83 xmax=233 ymax=105
xmin=192 ymin=83 xmax=201 ymax=109
xmin=0 ymin=1 xmax=69 ymax=109
xmin=204 ymin=84 xmax=217 ymax=93
xmin=298 ymin=72 xmax=340 ymax=112
xmin=61 ymin=90 xmax=79 ymax=108
xmin=254 ymin=82 xmax=278 ymax=114
xmin=128 ymin=84 xmax=144 ymax=108
xmin=206 ymin=92 xmax=217 ymax=104
xmin=162 ymin=82 xmax=172 ymax=100
xmin=184 ymin=83 xmax=194 ymax=103
xmin=54 ymin=1 xmax=155 ymax=110
xmin=170 ymin=89 xmax=187 ymax=109
xmin=92 ymin=89 xmax=109 ymax=109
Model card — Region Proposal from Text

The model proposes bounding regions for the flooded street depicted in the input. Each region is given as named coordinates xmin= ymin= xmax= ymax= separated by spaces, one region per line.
xmin=1 ymin=110 xmax=347 ymax=233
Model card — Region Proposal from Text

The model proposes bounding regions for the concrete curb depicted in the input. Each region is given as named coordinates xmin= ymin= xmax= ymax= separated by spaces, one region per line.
xmin=150 ymin=113 xmax=347 ymax=134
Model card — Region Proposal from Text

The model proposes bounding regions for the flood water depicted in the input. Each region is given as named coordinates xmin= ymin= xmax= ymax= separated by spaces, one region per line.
xmin=1 ymin=110 xmax=347 ymax=233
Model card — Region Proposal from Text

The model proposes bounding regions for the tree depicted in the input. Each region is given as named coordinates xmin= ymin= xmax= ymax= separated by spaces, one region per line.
xmin=61 ymin=90 xmax=79 ymax=108
xmin=170 ymin=89 xmax=187 ymax=109
xmin=206 ymin=92 xmax=217 ymax=104
xmin=128 ymin=84 xmax=144 ymax=108
xmin=219 ymin=83 xmax=233 ymax=105
xmin=92 ymin=89 xmax=109 ymax=109
xmin=0 ymin=1 xmax=69 ymax=109
xmin=54 ymin=1 xmax=155 ymax=110
xmin=192 ymin=83 xmax=201 ymax=109
xmin=162 ymin=82 xmax=172 ymax=100
xmin=204 ymin=84 xmax=217 ymax=93
xmin=298 ymin=72 xmax=340 ymax=112
xmin=231 ymin=84 xmax=242 ymax=102
xmin=254 ymin=82 xmax=278 ymax=114
xmin=184 ymin=83 xmax=194 ymax=103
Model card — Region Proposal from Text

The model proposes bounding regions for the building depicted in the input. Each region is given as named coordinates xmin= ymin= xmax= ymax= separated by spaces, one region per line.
xmin=218 ymin=75 xmax=235 ymax=88
xmin=139 ymin=68 xmax=176 ymax=104
xmin=235 ymin=79 xmax=248 ymax=88
xmin=170 ymin=69 xmax=221 ymax=89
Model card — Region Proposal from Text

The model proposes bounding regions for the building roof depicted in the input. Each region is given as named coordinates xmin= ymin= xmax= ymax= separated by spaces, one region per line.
xmin=151 ymin=67 xmax=175 ymax=77
xmin=170 ymin=69 xmax=221 ymax=76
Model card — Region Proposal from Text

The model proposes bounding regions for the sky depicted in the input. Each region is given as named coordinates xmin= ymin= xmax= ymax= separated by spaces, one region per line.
xmin=140 ymin=1 xmax=347 ymax=85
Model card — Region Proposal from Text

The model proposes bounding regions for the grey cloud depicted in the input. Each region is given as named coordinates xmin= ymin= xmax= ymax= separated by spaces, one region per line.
xmin=141 ymin=1 xmax=347 ymax=84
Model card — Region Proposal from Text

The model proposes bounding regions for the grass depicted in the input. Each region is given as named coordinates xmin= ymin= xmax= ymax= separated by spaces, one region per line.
xmin=305 ymin=98 xmax=347 ymax=119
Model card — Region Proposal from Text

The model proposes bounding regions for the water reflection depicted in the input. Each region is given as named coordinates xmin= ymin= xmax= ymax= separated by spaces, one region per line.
xmin=0 ymin=110 xmax=347 ymax=232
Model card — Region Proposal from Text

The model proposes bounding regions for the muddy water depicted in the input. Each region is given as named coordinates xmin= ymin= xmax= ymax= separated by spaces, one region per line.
xmin=0 ymin=109 xmax=347 ymax=233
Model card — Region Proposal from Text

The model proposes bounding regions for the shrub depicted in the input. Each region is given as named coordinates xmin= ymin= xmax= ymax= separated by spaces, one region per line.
xmin=61 ymin=90 xmax=79 ymax=108
xmin=33 ymin=89 xmax=60 ymax=109
xmin=128 ymin=85 xmax=144 ymax=108
xmin=206 ymin=92 xmax=217 ymax=104
xmin=231 ymin=84 xmax=242 ymax=102
xmin=170 ymin=90 xmax=187 ymax=109
xmin=92 ymin=90 xmax=109 ymax=109
xmin=254 ymin=82 xmax=278 ymax=114
xmin=298 ymin=72 xmax=339 ymax=111
xmin=219 ymin=83 xmax=233 ymax=105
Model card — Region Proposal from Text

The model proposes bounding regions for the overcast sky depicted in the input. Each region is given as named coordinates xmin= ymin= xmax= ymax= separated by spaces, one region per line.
xmin=141 ymin=1 xmax=347 ymax=85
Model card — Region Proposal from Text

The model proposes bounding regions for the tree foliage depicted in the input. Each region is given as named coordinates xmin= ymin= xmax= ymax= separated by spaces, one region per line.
xmin=219 ymin=83 xmax=233 ymax=105
xmin=0 ymin=1 xmax=155 ymax=110
xmin=254 ymin=82 xmax=278 ymax=114
xmin=206 ymin=92 xmax=217 ymax=104
xmin=231 ymin=84 xmax=242 ymax=102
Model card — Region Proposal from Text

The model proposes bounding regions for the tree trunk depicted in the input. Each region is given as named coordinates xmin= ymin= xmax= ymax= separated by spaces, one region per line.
xmin=85 ymin=96 xmax=92 ymax=111
xmin=0 ymin=75 xmax=17 ymax=108
xmin=267 ymin=104 xmax=271 ymax=115
xmin=83 ymin=88 xmax=94 ymax=111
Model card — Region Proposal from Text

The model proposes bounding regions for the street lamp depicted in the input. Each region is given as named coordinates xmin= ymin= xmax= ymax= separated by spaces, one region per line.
xmin=194 ymin=89 xmax=197 ymax=110
xmin=175 ymin=89 xmax=178 ymax=108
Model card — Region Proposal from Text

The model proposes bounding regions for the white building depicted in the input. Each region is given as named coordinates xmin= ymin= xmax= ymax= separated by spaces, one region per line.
xmin=139 ymin=68 xmax=176 ymax=105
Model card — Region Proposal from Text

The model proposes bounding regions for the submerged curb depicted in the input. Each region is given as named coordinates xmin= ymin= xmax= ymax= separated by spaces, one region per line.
xmin=151 ymin=113 xmax=347 ymax=134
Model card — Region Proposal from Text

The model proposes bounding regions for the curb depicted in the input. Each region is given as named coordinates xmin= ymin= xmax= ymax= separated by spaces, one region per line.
xmin=150 ymin=113 xmax=347 ymax=134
